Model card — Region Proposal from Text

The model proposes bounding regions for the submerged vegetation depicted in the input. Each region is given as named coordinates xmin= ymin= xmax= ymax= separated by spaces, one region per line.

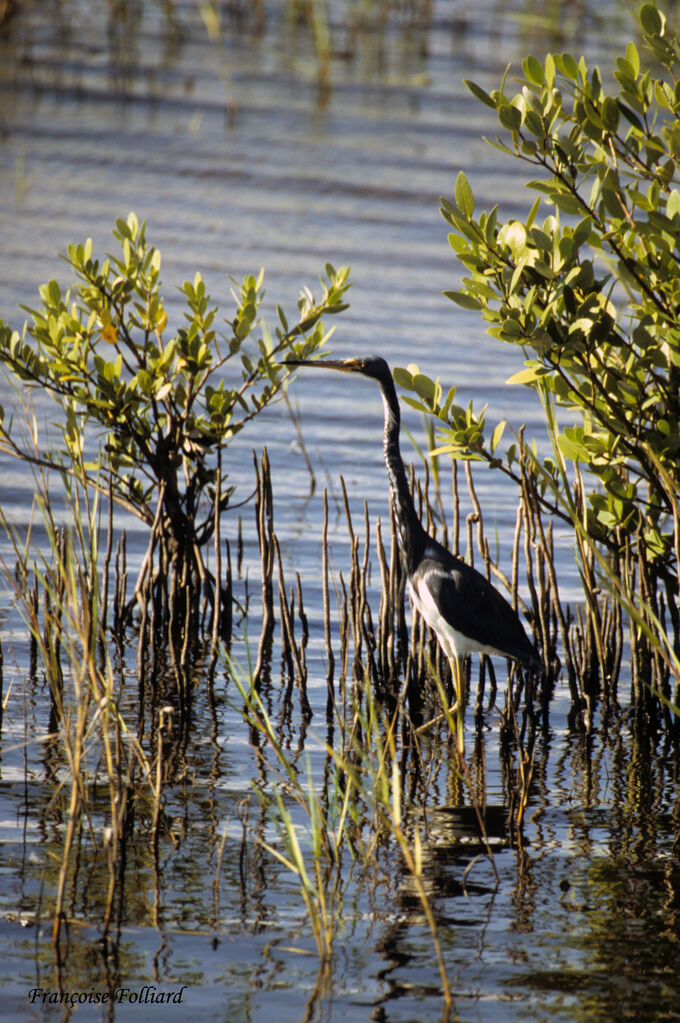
xmin=1 ymin=3 xmax=680 ymax=1020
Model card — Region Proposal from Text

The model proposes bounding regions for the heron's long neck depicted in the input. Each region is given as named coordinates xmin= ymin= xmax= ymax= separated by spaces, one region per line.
xmin=378 ymin=378 xmax=426 ymax=571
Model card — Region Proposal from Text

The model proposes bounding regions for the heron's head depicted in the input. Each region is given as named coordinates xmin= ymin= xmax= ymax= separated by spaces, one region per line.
xmin=286 ymin=354 xmax=391 ymax=383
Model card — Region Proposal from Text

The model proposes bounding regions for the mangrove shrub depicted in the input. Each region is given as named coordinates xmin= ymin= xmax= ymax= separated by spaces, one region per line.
xmin=398 ymin=4 xmax=680 ymax=714
xmin=0 ymin=213 xmax=350 ymax=656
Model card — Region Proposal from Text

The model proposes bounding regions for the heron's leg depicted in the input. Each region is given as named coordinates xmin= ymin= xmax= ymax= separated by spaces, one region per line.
xmin=449 ymin=655 xmax=465 ymax=751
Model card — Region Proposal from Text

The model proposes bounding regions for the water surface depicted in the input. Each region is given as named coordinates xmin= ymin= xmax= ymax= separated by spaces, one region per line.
xmin=1 ymin=3 xmax=679 ymax=1021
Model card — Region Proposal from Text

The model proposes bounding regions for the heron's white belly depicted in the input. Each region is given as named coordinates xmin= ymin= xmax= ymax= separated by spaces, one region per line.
xmin=409 ymin=578 xmax=506 ymax=661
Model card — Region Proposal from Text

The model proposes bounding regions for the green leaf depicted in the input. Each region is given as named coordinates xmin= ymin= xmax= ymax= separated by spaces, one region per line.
xmin=544 ymin=52 xmax=556 ymax=89
xmin=667 ymin=190 xmax=680 ymax=218
xmin=615 ymin=57 xmax=637 ymax=83
xmin=618 ymin=102 xmax=644 ymax=130
xmin=454 ymin=171 xmax=475 ymax=219
xmin=556 ymin=52 xmax=579 ymax=80
xmin=654 ymin=79 xmax=675 ymax=110
xmin=522 ymin=54 xmax=544 ymax=86
xmin=48 ymin=279 xmax=61 ymax=307
xmin=463 ymin=79 xmax=497 ymax=109
xmin=393 ymin=366 xmax=414 ymax=390
xmin=498 ymin=103 xmax=522 ymax=131
xmin=640 ymin=3 xmax=664 ymax=36
xmin=401 ymin=395 xmax=431 ymax=415
xmin=526 ymin=196 xmax=541 ymax=230
xmin=442 ymin=290 xmax=482 ymax=310
xmin=506 ymin=365 xmax=543 ymax=385
xmin=625 ymin=41 xmax=640 ymax=77
xmin=490 ymin=419 xmax=507 ymax=453
xmin=552 ymin=192 xmax=586 ymax=216
xmin=412 ymin=372 xmax=441 ymax=407
xmin=602 ymin=186 xmax=626 ymax=218
xmin=500 ymin=221 xmax=527 ymax=256
xmin=601 ymin=96 xmax=620 ymax=131
xmin=115 ymin=217 xmax=131 ymax=240
xmin=557 ymin=432 xmax=587 ymax=461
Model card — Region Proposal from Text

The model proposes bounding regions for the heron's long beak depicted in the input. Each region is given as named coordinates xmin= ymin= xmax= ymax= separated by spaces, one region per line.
xmin=285 ymin=357 xmax=361 ymax=373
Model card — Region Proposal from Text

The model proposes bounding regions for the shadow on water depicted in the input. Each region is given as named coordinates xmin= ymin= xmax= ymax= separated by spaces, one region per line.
xmin=1 ymin=2 xmax=680 ymax=1022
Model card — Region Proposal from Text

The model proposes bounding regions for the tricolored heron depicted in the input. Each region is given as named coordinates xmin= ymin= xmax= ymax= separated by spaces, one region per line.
xmin=288 ymin=355 xmax=540 ymax=724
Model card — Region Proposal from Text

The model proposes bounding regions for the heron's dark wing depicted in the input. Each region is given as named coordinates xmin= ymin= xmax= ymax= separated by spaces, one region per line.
xmin=414 ymin=552 xmax=538 ymax=665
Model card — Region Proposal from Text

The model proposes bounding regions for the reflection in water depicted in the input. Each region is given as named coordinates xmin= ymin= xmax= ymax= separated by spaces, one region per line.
xmin=4 ymin=660 xmax=680 ymax=1021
